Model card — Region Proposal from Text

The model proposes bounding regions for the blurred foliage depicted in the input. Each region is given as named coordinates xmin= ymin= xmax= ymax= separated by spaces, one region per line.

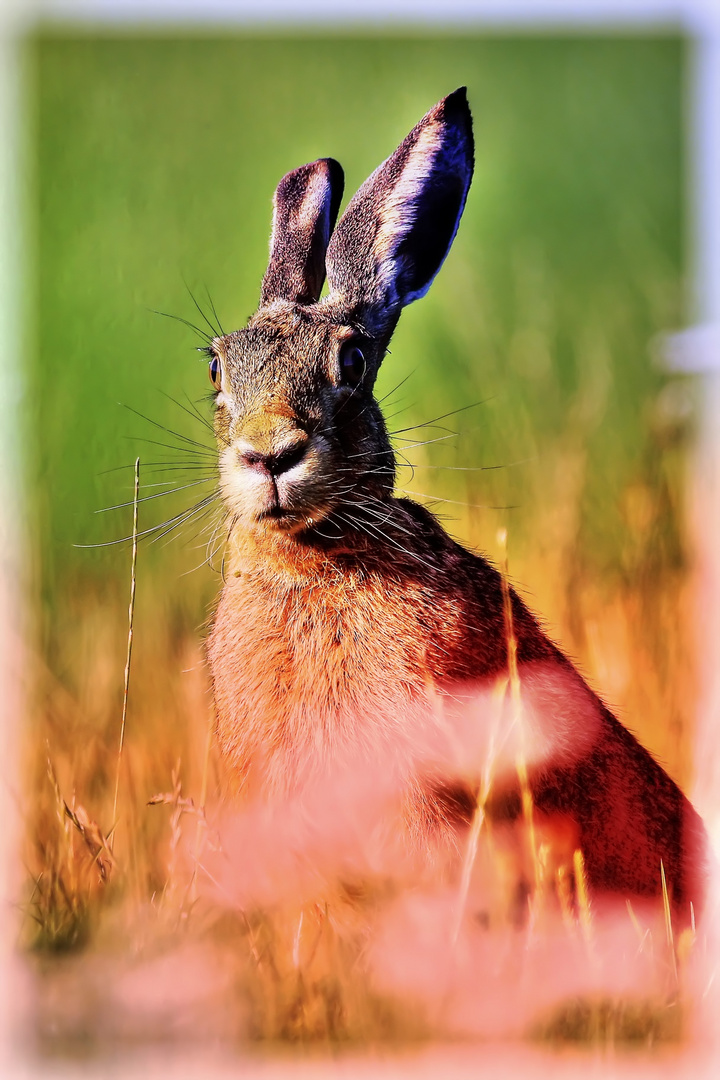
xmin=29 ymin=32 xmax=690 ymax=685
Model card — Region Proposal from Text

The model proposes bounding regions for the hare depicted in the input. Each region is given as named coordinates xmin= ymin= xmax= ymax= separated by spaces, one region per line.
xmin=206 ymin=88 xmax=706 ymax=919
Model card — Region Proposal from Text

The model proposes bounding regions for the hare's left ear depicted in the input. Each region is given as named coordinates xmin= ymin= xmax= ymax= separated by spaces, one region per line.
xmin=261 ymin=157 xmax=344 ymax=306
xmin=325 ymin=88 xmax=474 ymax=335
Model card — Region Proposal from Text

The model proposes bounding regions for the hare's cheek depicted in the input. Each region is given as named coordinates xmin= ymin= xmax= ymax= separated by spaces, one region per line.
xmin=213 ymin=398 xmax=233 ymax=444
xmin=217 ymin=445 xmax=270 ymax=517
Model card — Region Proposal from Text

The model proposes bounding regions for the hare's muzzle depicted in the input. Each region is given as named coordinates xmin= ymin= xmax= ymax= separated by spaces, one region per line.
xmin=219 ymin=420 xmax=331 ymax=532
xmin=238 ymin=436 xmax=309 ymax=479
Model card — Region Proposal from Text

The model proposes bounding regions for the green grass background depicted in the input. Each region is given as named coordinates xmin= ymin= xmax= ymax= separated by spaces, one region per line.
xmin=30 ymin=32 xmax=689 ymax=671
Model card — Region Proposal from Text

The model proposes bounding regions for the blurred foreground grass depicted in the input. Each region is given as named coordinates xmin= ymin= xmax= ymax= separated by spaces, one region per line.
xmin=23 ymin=31 xmax=700 ymax=1052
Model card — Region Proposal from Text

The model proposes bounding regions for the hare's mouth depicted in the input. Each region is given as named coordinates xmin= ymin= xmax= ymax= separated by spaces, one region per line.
xmin=220 ymin=472 xmax=335 ymax=533
xmin=259 ymin=505 xmax=294 ymax=521
xmin=219 ymin=436 xmax=337 ymax=531
xmin=256 ymin=493 xmax=336 ymax=533
xmin=257 ymin=504 xmax=305 ymax=528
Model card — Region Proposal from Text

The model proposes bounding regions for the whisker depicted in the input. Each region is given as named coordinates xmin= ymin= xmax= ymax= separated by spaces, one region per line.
xmin=220 ymin=515 xmax=240 ymax=583
xmin=337 ymin=508 xmax=436 ymax=570
xmin=184 ymin=279 xmax=222 ymax=340
xmin=312 ymin=518 xmax=345 ymax=541
xmin=391 ymin=432 xmax=460 ymax=449
xmin=204 ymin=285 xmax=226 ymax=337
xmin=122 ymin=436 xmax=216 ymax=458
xmin=157 ymin=389 xmax=222 ymax=444
xmin=396 ymin=461 xmax=522 ymax=473
xmin=378 ymin=371 xmax=415 ymax=405
xmin=343 ymin=444 xmax=395 ymax=461
xmin=132 ymin=466 xmax=216 ymax=479
xmin=95 ymin=477 xmax=216 ymax=514
xmin=382 ymin=403 xmax=416 ymax=424
xmin=390 ymin=398 xmax=491 ymax=436
xmin=161 ymin=503 xmax=223 ymax=558
xmin=121 ymin=404 xmax=215 ymax=453
xmin=205 ymin=509 xmax=230 ymax=568
xmin=346 ymin=496 xmax=415 ymax=537
xmin=150 ymin=307 xmax=212 ymax=344
xmin=182 ymin=389 xmax=218 ymax=435
xmin=147 ymin=493 xmax=220 ymax=546
xmin=100 ymin=459 xmax=215 ymax=476
xmin=397 ymin=487 xmax=517 ymax=511
xmin=76 ymin=492 xmax=219 ymax=549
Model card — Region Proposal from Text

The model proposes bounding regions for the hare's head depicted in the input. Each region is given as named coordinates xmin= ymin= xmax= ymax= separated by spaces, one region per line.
xmin=210 ymin=88 xmax=474 ymax=543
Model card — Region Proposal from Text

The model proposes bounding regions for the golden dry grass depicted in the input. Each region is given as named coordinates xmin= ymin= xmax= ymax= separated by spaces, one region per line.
xmin=20 ymin=497 xmax=700 ymax=1054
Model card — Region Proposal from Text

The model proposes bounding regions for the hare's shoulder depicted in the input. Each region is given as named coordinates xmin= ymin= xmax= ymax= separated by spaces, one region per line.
xmin=391 ymin=497 xmax=560 ymax=679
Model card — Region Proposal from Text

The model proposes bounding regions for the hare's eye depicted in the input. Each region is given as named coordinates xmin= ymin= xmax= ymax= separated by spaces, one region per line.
xmin=209 ymin=354 xmax=222 ymax=390
xmin=339 ymin=342 xmax=366 ymax=387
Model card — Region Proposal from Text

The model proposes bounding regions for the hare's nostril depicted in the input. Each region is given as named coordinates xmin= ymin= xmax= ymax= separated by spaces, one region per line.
xmin=239 ymin=449 xmax=270 ymax=475
xmin=271 ymin=441 xmax=309 ymax=476
xmin=239 ymin=438 xmax=309 ymax=478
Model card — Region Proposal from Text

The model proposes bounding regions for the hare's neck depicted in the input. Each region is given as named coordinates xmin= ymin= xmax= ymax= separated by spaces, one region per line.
xmin=209 ymin=536 xmax=437 ymax=797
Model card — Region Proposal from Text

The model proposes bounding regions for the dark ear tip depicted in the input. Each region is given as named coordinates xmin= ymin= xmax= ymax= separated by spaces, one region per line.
xmin=446 ymin=86 xmax=468 ymax=106
xmin=434 ymin=87 xmax=473 ymax=164
xmin=304 ymin=158 xmax=345 ymax=192
xmin=277 ymin=157 xmax=343 ymax=192
xmin=321 ymin=157 xmax=344 ymax=186
xmin=438 ymin=86 xmax=472 ymax=127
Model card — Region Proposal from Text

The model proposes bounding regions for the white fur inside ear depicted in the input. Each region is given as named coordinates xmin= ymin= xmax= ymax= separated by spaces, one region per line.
xmin=290 ymin=169 xmax=331 ymax=243
xmin=269 ymin=167 xmax=330 ymax=258
xmin=372 ymin=123 xmax=440 ymax=306
xmin=372 ymin=120 xmax=465 ymax=307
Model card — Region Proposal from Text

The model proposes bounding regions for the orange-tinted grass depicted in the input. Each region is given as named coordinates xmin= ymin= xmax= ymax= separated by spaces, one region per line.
xmin=20 ymin=529 xmax=702 ymax=1052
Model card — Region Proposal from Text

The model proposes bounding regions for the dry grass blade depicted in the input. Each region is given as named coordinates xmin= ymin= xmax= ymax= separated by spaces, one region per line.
xmin=111 ymin=457 xmax=140 ymax=851
xmin=661 ymin=860 xmax=679 ymax=984
xmin=63 ymin=803 xmax=116 ymax=883
xmin=498 ymin=527 xmax=541 ymax=898
xmin=46 ymin=755 xmax=115 ymax=882
xmin=147 ymin=761 xmax=215 ymax=912
xmin=574 ymin=848 xmax=594 ymax=957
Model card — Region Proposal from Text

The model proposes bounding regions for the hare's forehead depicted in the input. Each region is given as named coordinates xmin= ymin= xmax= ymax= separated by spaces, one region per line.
xmin=222 ymin=318 xmax=337 ymax=372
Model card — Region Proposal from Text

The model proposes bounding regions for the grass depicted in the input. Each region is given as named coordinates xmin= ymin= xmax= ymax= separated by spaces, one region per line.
xmin=22 ymin=29 xmax=704 ymax=1058
xmin=22 ymin=546 xmax=698 ymax=1050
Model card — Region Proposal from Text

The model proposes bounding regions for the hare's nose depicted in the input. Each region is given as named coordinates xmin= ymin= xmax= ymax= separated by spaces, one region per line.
xmin=239 ymin=436 xmax=309 ymax=478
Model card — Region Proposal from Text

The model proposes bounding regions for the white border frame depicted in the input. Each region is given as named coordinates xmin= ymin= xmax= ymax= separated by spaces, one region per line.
xmin=3 ymin=3 xmax=720 ymax=1075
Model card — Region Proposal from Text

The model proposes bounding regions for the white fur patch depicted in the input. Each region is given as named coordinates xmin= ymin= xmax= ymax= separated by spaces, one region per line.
xmin=290 ymin=168 xmax=331 ymax=246
xmin=372 ymin=121 xmax=443 ymax=307
xmin=269 ymin=165 xmax=331 ymax=262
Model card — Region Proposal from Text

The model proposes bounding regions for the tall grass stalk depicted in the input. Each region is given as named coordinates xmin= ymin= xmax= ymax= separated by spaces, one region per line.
xmin=499 ymin=527 xmax=541 ymax=897
xmin=190 ymin=702 xmax=214 ymax=905
xmin=661 ymin=859 xmax=678 ymax=984
xmin=574 ymin=849 xmax=594 ymax=957
xmin=111 ymin=457 xmax=140 ymax=852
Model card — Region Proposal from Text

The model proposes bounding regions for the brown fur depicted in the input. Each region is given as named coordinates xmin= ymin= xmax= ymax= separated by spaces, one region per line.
xmin=206 ymin=89 xmax=707 ymax=919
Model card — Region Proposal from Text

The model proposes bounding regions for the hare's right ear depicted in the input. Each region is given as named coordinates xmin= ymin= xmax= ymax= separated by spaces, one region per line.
xmin=325 ymin=88 xmax=474 ymax=336
xmin=261 ymin=157 xmax=344 ymax=306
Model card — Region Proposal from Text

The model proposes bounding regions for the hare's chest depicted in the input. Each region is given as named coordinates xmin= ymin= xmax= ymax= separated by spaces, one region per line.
xmin=208 ymin=574 xmax=441 ymax=787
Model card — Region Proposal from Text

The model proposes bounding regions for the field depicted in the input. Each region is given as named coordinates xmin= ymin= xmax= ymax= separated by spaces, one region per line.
xmin=21 ymin=29 xmax=706 ymax=1064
